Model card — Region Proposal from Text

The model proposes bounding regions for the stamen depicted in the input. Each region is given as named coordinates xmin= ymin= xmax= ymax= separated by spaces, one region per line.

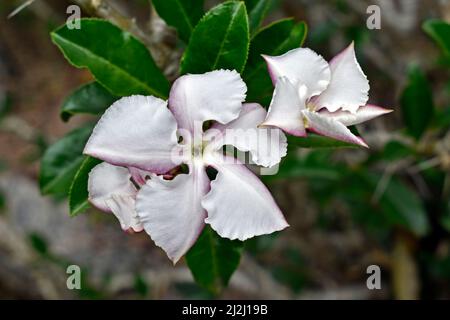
xmin=306 ymin=102 xmax=316 ymax=112
xmin=303 ymin=115 xmax=309 ymax=128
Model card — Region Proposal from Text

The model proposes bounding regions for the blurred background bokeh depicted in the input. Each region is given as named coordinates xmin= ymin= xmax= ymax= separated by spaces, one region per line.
xmin=0 ymin=0 xmax=449 ymax=299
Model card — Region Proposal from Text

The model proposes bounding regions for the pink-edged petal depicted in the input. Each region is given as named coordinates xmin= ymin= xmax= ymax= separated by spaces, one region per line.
xmin=168 ymin=70 xmax=247 ymax=139
xmin=88 ymin=163 xmax=143 ymax=232
xmin=202 ymin=154 xmax=289 ymax=241
xmin=135 ymin=161 xmax=210 ymax=263
xmin=259 ymin=77 xmax=307 ymax=137
xmin=84 ymin=95 xmax=182 ymax=174
xmin=262 ymin=48 xmax=330 ymax=97
xmin=319 ymin=104 xmax=393 ymax=126
xmin=88 ymin=163 xmax=136 ymax=211
xmin=313 ymin=42 xmax=370 ymax=113
xmin=105 ymin=195 xmax=143 ymax=233
xmin=302 ymin=110 xmax=368 ymax=148
xmin=204 ymin=103 xmax=287 ymax=167
xmin=128 ymin=167 xmax=150 ymax=186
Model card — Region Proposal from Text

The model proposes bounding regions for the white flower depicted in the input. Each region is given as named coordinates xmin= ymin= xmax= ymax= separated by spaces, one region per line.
xmin=84 ymin=70 xmax=289 ymax=263
xmin=260 ymin=42 xmax=393 ymax=147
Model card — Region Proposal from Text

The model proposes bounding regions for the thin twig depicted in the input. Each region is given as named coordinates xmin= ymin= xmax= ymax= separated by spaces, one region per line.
xmin=8 ymin=0 xmax=36 ymax=19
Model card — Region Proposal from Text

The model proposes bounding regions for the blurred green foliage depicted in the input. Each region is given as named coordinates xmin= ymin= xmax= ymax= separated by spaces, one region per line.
xmin=37 ymin=0 xmax=450 ymax=297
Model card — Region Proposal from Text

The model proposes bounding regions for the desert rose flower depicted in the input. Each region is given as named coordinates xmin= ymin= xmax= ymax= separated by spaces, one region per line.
xmin=260 ymin=42 xmax=393 ymax=147
xmin=84 ymin=70 xmax=289 ymax=263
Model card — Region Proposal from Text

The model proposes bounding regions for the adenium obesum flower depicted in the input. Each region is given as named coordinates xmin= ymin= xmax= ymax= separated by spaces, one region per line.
xmin=260 ymin=42 xmax=392 ymax=147
xmin=84 ymin=70 xmax=289 ymax=263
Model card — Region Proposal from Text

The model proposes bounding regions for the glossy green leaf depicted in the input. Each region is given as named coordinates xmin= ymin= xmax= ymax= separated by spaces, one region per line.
xmin=243 ymin=0 xmax=260 ymax=9
xmin=186 ymin=226 xmax=243 ymax=294
xmin=180 ymin=1 xmax=249 ymax=74
xmin=400 ymin=66 xmax=434 ymax=140
xmin=288 ymin=134 xmax=356 ymax=149
xmin=40 ymin=124 xmax=94 ymax=196
xmin=152 ymin=0 xmax=204 ymax=43
xmin=423 ymin=19 xmax=450 ymax=57
xmin=69 ymin=156 xmax=101 ymax=217
xmin=61 ymin=82 xmax=118 ymax=122
xmin=245 ymin=0 xmax=274 ymax=35
xmin=51 ymin=18 xmax=169 ymax=98
xmin=243 ymin=19 xmax=307 ymax=105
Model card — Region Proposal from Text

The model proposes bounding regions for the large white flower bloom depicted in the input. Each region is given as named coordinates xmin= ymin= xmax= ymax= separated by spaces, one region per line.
xmin=260 ymin=42 xmax=392 ymax=147
xmin=84 ymin=70 xmax=289 ymax=263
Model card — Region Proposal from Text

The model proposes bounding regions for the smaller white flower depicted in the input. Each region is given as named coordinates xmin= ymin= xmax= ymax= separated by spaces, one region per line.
xmin=260 ymin=42 xmax=393 ymax=147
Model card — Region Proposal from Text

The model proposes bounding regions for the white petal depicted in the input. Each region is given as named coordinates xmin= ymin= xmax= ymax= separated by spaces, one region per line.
xmin=88 ymin=163 xmax=143 ymax=232
xmin=105 ymin=195 xmax=143 ymax=233
xmin=84 ymin=95 xmax=182 ymax=174
xmin=302 ymin=110 xmax=368 ymax=147
xmin=168 ymin=70 xmax=247 ymax=140
xmin=88 ymin=163 xmax=136 ymax=211
xmin=203 ymin=154 xmax=288 ymax=241
xmin=259 ymin=77 xmax=307 ymax=137
xmin=313 ymin=42 xmax=370 ymax=113
xmin=319 ymin=104 xmax=393 ymax=126
xmin=136 ymin=162 xmax=210 ymax=263
xmin=263 ymin=47 xmax=331 ymax=97
xmin=204 ymin=103 xmax=287 ymax=167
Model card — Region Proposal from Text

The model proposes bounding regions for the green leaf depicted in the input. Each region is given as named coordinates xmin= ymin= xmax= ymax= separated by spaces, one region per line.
xmin=61 ymin=82 xmax=118 ymax=122
xmin=379 ymin=140 xmax=414 ymax=161
xmin=51 ymin=18 xmax=169 ymax=98
xmin=370 ymin=175 xmax=430 ymax=237
xmin=186 ymin=226 xmax=243 ymax=294
xmin=39 ymin=124 xmax=94 ymax=196
xmin=423 ymin=19 xmax=450 ymax=57
xmin=265 ymin=150 xmax=343 ymax=182
xmin=69 ymin=156 xmax=102 ymax=217
xmin=245 ymin=0 xmax=274 ymax=35
xmin=152 ymin=0 xmax=204 ymax=43
xmin=288 ymin=134 xmax=356 ymax=149
xmin=433 ymin=105 xmax=450 ymax=129
xmin=243 ymin=19 xmax=307 ymax=105
xmin=180 ymin=1 xmax=249 ymax=74
xmin=400 ymin=65 xmax=434 ymax=140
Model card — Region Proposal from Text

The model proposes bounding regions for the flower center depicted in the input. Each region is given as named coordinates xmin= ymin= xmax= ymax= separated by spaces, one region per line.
xmin=192 ymin=145 xmax=203 ymax=158
xmin=190 ymin=138 xmax=210 ymax=162
xmin=303 ymin=115 xmax=309 ymax=129
xmin=306 ymin=101 xmax=316 ymax=112
xmin=303 ymin=102 xmax=315 ymax=128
